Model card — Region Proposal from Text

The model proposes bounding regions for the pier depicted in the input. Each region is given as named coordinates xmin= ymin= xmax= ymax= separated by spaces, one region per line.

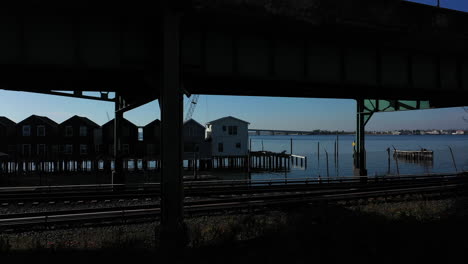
xmin=189 ymin=151 xmax=307 ymax=171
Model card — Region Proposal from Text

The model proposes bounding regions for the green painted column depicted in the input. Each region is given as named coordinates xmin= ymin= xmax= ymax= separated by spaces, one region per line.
xmin=354 ymin=99 xmax=368 ymax=180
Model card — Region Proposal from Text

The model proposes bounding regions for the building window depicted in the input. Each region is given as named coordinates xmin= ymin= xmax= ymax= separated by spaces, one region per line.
xmin=138 ymin=128 xmax=143 ymax=141
xmin=22 ymin=144 xmax=31 ymax=156
xmin=65 ymin=126 xmax=73 ymax=137
xmin=228 ymin=126 xmax=238 ymax=135
xmin=123 ymin=144 xmax=130 ymax=154
xmin=80 ymin=126 xmax=87 ymax=137
xmin=37 ymin=144 xmax=46 ymax=155
xmin=37 ymin=126 xmax=45 ymax=136
xmin=52 ymin=145 xmax=58 ymax=154
xmin=222 ymin=126 xmax=226 ymax=132
xmin=80 ymin=144 xmax=88 ymax=155
xmin=236 ymin=142 xmax=241 ymax=149
xmin=22 ymin=125 xmax=31 ymax=136
xmin=218 ymin=143 xmax=223 ymax=152
xmin=95 ymin=144 xmax=101 ymax=152
xmin=65 ymin=144 xmax=73 ymax=154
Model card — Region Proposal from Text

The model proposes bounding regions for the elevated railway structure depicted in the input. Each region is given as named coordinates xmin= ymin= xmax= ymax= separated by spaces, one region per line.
xmin=1 ymin=1 xmax=468 ymax=245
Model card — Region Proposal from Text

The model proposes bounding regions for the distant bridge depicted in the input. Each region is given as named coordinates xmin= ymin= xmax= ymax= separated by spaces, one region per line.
xmin=249 ymin=129 xmax=316 ymax=136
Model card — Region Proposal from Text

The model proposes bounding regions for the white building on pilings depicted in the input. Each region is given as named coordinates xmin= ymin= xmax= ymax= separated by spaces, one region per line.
xmin=205 ymin=116 xmax=250 ymax=157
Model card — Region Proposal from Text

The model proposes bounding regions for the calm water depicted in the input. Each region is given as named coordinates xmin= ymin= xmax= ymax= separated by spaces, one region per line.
xmin=249 ymin=135 xmax=468 ymax=181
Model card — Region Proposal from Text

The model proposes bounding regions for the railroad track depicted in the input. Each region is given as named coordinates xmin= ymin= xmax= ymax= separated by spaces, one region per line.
xmin=0 ymin=177 xmax=467 ymax=231
xmin=0 ymin=172 xmax=466 ymax=204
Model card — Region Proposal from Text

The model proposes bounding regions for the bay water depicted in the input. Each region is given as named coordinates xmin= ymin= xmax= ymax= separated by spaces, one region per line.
xmin=249 ymin=135 xmax=468 ymax=181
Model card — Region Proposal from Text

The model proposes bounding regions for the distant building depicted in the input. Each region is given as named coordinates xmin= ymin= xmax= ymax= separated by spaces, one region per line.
xmin=16 ymin=115 xmax=58 ymax=158
xmin=184 ymin=119 xmax=211 ymax=159
xmin=452 ymin=130 xmax=465 ymax=135
xmin=206 ymin=116 xmax=249 ymax=156
xmin=0 ymin=117 xmax=16 ymax=157
xmin=426 ymin=130 xmax=441 ymax=135
xmin=98 ymin=118 xmax=139 ymax=158
xmin=58 ymin=115 xmax=99 ymax=158
xmin=142 ymin=119 xmax=161 ymax=158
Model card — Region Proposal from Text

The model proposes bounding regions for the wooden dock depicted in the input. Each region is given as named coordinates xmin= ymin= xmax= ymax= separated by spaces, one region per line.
xmin=249 ymin=151 xmax=290 ymax=171
xmin=0 ymin=151 xmax=308 ymax=176
xmin=205 ymin=151 xmax=307 ymax=171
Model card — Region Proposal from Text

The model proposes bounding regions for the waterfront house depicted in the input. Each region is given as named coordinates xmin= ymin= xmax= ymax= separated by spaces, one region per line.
xmin=99 ymin=118 xmax=139 ymax=157
xmin=16 ymin=115 xmax=59 ymax=158
xmin=0 ymin=117 xmax=16 ymax=157
xmin=205 ymin=116 xmax=249 ymax=157
xmin=58 ymin=115 xmax=99 ymax=159
xmin=142 ymin=119 xmax=161 ymax=158
xmin=184 ymin=119 xmax=211 ymax=159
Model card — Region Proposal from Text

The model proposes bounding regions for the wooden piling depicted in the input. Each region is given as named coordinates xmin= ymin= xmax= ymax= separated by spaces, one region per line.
xmin=448 ymin=146 xmax=458 ymax=172
xmin=290 ymin=138 xmax=293 ymax=155
xmin=317 ymin=142 xmax=320 ymax=168
xmin=325 ymin=149 xmax=329 ymax=177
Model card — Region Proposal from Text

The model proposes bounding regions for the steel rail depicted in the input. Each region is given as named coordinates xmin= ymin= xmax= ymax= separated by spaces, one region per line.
xmin=0 ymin=180 xmax=466 ymax=230
xmin=1 ymin=178 xmax=460 ymax=219
xmin=0 ymin=171 xmax=465 ymax=194
xmin=0 ymin=178 xmax=463 ymax=204
xmin=0 ymin=174 xmax=466 ymax=203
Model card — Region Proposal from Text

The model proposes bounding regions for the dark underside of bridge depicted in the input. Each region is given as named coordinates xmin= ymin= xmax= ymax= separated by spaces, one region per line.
xmin=1 ymin=0 xmax=467 ymax=248
xmin=0 ymin=1 xmax=467 ymax=106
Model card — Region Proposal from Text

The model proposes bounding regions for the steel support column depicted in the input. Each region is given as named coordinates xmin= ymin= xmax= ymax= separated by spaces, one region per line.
xmin=159 ymin=6 xmax=186 ymax=249
xmin=354 ymin=99 xmax=368 ymax=180
xmin=113 ymin=93 xmax=124 ymax=185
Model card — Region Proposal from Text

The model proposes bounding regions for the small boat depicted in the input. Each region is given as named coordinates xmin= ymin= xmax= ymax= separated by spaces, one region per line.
xmin=393 ymin=148 xmax=433 ymax=161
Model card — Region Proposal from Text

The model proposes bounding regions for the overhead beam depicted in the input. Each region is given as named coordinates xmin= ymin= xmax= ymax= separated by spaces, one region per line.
xmin=115 ymin=96 xmax=158 ymax=114
xmin=39 ymin=91 xmax=115 ymax=102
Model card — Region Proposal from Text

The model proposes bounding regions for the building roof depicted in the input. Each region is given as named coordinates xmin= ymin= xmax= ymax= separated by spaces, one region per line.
xmin=0 ymin=116 xmax=16 ymax=127
xmin=143 ymin=119 xmax=161 ymax=128
xmin=102 ymin=118 xmax=137 ymax=128
xmin=18 ymin=115 xmax=58 ymax=127
xmin=206 ymin=116 xmax=250 ymax=125
xmin=184 ymin=119 xmax=205 ymax=129
xmin=60 ymin=115 xmax=99 ymax=128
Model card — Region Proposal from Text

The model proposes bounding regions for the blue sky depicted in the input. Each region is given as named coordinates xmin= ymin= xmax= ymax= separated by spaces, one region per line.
xmin=0 ymin=0 xmax=467 ymax=131
xmin=411 ymin=0 xmax=468 ymax=11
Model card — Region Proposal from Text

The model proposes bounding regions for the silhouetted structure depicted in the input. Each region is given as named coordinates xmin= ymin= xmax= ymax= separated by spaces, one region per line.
xmin=58 ymin=115 xmax=100 ymax=159
xmin=183 ymin=119 xmax=209 ymax=155
xmin=16 ymin=115 xmax=58 ymax=159
xmin=142 ymin=119 xmax=161 ymax=159
xmin=98 ymin=118 xmax=139 ymax=158
xmin=0 ymin=117 xmax=16 ymax=157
